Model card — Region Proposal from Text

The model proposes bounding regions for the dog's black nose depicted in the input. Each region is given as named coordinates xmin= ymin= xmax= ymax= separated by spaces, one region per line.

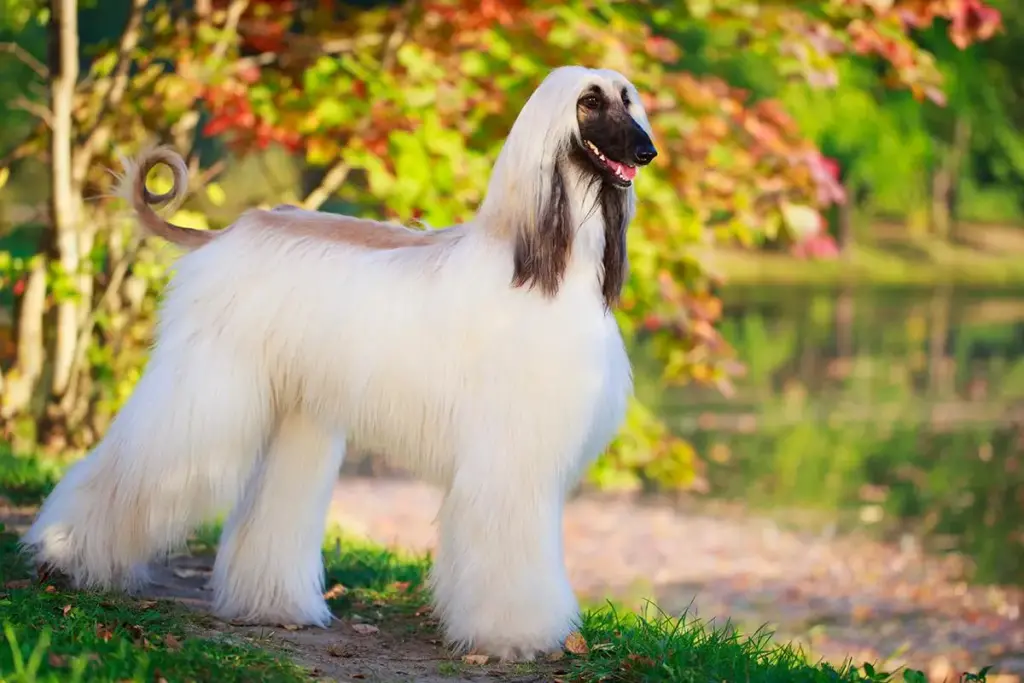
xmin=634 ymin=142 xmax=658 ymax=166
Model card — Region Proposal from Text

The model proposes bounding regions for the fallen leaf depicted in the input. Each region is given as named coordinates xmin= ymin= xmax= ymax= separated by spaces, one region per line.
xmin=545 ymin=650 xmax=566 ymax=662
xmin=851 ymin=604 xmax=874 ymax=623
xmin=323 ymin=584 xmax=347 ymax=599
xmin=95 ymin=623 xmax=114 ymax=642
xmin=62 ymin=604 xmax=72 ymax=616
xmin=327 ymin=644 xmax=353 ymax=658
xmin=626 ymin=654 xmax=656 ymax=668
xmin=3 ymin=579 xmax=30 ymax=589
xmin=282 ymin=624 xmax=301 ymax=631
xmin=126 ymin=624 xmax=145 ymax=643
xmin=351 ymin=623 xmax=379 ymax=635
xmin=462 ymin=654 xmax=489 ymax=665
xmin=47 ymin=653 xmax=68 ymax=668
xmin=44 ymin=585 xmax=56 ymax=593
xmin=137 ymin=600 xmax=158 ymax=609
xmin=564 ymin=631 xmax=589 ymax=655
xmin=163 ymin=634 xmax=182 ymax=651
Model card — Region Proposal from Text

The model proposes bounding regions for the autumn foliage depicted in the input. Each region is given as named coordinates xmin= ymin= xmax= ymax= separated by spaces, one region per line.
xmin=0 ymin=0 xmax=1003 ymax=488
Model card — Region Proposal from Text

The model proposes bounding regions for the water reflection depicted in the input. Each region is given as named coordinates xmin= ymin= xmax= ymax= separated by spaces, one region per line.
xmin=652 ymin=285 xmax=1024 ymax=586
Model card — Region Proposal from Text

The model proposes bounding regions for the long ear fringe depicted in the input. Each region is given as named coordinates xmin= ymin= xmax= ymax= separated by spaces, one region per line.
xmin=480 ymin=67 xmax=591 ymax=297
xmin=599 ymin=184 xmax=634 ymax=309
xmin=511 ymin=159 xmax=574 ymax=296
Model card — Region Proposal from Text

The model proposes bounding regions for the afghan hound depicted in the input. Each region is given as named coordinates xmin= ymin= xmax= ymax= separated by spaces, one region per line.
xmin=23 ymin=65 xmax=658 ymax=660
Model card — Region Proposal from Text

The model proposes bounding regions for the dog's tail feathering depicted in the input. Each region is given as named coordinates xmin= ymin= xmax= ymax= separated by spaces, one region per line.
xmin=115 ymin=145 xmax=217 ymax=250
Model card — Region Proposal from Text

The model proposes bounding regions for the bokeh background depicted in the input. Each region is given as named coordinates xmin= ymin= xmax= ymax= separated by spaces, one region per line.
xmin=1 ymin=0 xmax=1022 ymax=679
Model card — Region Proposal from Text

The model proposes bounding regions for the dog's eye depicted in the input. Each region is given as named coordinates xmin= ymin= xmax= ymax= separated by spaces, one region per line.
xmin=578 ymin=94 xmax=602 ymax=110
xmin=621 ymin=88 xmax=630 ymax=106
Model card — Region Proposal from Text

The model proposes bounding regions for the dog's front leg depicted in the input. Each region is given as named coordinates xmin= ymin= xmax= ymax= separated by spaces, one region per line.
xmin=429 ymin=441 xmax=580 ymax=662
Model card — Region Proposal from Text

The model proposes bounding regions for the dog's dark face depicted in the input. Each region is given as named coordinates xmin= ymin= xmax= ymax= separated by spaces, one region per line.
xmin=573 ymin=84 xmax=658 ymax=188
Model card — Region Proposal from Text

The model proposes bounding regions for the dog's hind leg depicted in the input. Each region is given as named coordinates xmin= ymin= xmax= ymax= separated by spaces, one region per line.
xmin=211 ymin=412 xmax=344 ymax=627
xmin=22 ymin=346 xmax=270 ymax=592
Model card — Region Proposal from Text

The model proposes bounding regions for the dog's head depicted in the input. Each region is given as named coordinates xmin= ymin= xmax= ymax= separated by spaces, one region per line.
xmin=571 ymin=79 xmax=657 ymax=189
xmin=481 ymin=66 xmax=656 ymax=309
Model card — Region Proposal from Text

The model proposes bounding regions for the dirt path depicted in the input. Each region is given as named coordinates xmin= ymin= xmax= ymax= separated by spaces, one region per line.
xmin=329 ymin=477 xmax=1024 ymax=682
xmin=144 ymin=555 xmax=565 ymax=682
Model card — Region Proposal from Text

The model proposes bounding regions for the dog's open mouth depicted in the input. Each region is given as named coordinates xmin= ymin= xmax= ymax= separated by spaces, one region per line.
xmin=583 ymin=140 xmax=637 ymax=185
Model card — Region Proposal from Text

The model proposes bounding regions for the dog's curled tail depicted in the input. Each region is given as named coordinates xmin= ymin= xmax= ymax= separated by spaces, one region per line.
xmin=115 ymin=145 xmax=216 ymax=251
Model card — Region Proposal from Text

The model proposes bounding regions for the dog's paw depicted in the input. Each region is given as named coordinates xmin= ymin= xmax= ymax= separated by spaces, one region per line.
xmin=212 ymin=600 xmax=333 ymax=630
xmin=34 ymin=562 xmax=75 ymax=590
xmin=448 ymin=630 xmax=572 ymax=664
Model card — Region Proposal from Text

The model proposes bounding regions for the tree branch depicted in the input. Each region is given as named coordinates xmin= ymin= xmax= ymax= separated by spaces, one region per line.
xmin=233 ymin=32 xmax=386 ymax=73
xmin=210 ymin=0 xmax=250 ymax=64
xmin=193 ymin=159 xmax=226 ymax=189
xmin=300 ymin=2 xmax=416 ymax=211
xmin=72 ymin=0 xmax=148 ymax=185
xmin=12 ymin=97 xmax=52 ymax=128
xmin=302 ymin=161 xmax=354 ymax=211
xmin=0 ymin=42 xmax=47 ymax=80
xmin=59 ymin=235 xmax=143 ymax=414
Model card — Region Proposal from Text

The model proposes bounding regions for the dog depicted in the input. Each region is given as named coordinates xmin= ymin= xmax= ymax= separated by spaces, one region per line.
xmin=23 ymin=65 xmax=658 ymax=661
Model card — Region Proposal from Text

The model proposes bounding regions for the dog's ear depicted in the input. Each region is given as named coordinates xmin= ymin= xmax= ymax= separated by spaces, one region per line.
xmin=511 ymin=163 xmax=573 ymax=297
xmin=599 ymin=184 xmax=633 ymax=309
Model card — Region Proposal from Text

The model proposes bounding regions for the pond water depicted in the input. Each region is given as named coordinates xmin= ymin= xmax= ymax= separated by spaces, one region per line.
xmin=647 ymin=284 xmax=1024 ymax=587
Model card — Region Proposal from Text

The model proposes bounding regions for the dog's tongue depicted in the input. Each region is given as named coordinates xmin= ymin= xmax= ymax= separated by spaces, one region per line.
xmin=606 ymin=158 xmax=637 ymax=181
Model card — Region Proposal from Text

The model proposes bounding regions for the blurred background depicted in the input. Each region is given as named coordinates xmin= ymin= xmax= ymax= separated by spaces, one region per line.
xmin=0 ymin=0 xmax=1022 ymax=679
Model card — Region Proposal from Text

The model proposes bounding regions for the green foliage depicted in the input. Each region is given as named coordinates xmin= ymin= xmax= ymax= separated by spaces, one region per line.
xmin=0 ymin=447 xmax=58 ymax=504
xmin=0 ymin=0 xmax=1012 ymax=489
xmin=588 ymin=400 xmax=700 ymax=492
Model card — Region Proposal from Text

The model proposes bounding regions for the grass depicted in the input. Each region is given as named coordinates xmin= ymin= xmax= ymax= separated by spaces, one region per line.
xmin=0 ymin=525 xmax=309 ymax=682
xmin=0 ymin=449 xmax=995 ymax=682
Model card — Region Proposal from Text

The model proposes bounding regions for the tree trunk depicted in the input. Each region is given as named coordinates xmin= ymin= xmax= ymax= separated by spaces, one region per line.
xmin=1 ymin=257 xmax=48 ymax=424
xmin=927 ymin=287 xmax=952 ymax=399
xmin=931 ymin=116 xmax=971 ymax=242
xmin=48 ymin=0 xmax=81 ymax=407
xmin=835 ymin=284 xmax=854 ymax=360
xmin=836 ymin=194 xmax=853 ymax=259
xmin=948 ymin=116 xmax=971 ymax=242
